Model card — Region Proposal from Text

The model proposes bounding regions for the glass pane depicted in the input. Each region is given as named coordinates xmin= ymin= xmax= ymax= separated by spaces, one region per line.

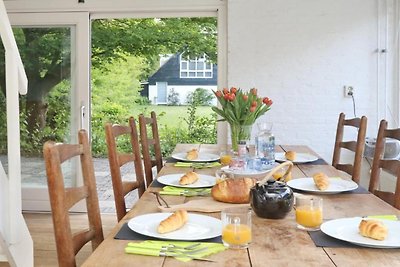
xmin=189 ymin=72 xmax=196 ymax=77
xmin=181 ymin=72 xmax=187 ymax=77
xmin=0 ymin=27 xmax=74 ymax=188
xmin=205 ymin=72 xmax=212 ymax=77
xmin=189 ymin=61 xmax=196 ymax=70
xmin=206 ymin=63 xmax=212 ymax=70
xmin=181 ymin=61 xmax=187 ymax=69
xmin=197 ymin=62 xmax=204 ymax=70
xmin=197 ymin=72 xmax=204 ymax=77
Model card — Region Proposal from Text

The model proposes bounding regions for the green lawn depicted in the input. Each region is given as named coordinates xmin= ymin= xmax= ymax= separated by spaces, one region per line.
xmin=129 ymin=105 xmax=215 ymax=128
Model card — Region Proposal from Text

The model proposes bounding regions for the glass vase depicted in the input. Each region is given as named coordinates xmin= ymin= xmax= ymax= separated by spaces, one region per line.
xmin=230 ymin=123 xmax=253 ymax=153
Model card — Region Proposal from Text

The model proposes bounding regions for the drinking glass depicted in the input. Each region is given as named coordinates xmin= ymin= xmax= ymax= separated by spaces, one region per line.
xmin=220 ymin=149 xmax=233 ymax=165
xmin=295 ymin=196 xmax=323 ymax=231
xmin=221 ymin=207 xmax=252 ymax=249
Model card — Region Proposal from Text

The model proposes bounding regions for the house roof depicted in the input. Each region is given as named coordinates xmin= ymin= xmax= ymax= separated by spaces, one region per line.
xmin=147 ymin=53 xmax=218 ymax=86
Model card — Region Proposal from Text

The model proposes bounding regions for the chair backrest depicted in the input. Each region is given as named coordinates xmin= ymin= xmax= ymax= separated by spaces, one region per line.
xmin=138 ymin=111 xmax=163 ymax=187
xmin=104 ymin=117 xmax=146 ymax=222
xmin=43 ymin=129 xmax=104 ymax=267
xmin=332 ymin=112 xmax=367 ymax=184
xmin=369 ymin=119 xmax=400 ymax=209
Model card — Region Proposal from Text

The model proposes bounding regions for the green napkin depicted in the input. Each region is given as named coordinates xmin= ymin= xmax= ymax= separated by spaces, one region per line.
xmin=159 ymin=186 xmax=211 ymax=196
xmin=125 ymin=240 xmax=226 ymax=262
xmin=366 ymin=215 xmax=398 ymax=221
xmin=174 ymin=162 xmax=221 ymax=168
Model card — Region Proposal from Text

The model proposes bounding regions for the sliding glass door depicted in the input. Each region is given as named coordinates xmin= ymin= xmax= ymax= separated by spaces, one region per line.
xmin=5 ymin=12 xmax=90 ymax=211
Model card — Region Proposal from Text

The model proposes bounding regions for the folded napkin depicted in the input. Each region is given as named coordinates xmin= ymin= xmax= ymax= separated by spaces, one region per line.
xmin=159 ymin=186 xmax=211 ymax=196
xmin=174 ymin=162 xmax=221 ymax=168
xmin=366 ymin=215 xmax=398 ymax=221
xmin=125 ymin=240 xmax=226 ymax=262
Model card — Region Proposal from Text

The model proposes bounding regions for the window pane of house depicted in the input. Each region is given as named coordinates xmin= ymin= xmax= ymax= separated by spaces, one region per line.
xmin=189 ymin=72 xmax=196 ymax=77
xmin=197 ymin=62 xmax=204 ymax=70
xmin=181 ymin=72 xmax=187 ymax=77
xmin=205 ymin=72 xmax=212 ymax=77
xmin=181 ymin=62 xmax=187 ymax=69
xmin=206 ymin=63 xmax=212 ymax=70
xmin=189 ymin=61 xmax=196 ymax=70
xmin=197 ymin=72 xmax=204 ymax=77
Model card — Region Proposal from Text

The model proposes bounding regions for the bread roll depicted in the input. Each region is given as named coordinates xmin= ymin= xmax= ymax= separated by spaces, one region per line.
xmin=179 ymin=171 xmax=199 ymax=185
xmin=211 ymin=178 xmax=257 ymax=204
xmin=157 ymin=210 xmax=188 ymax=234
xmin=285 ymin=151 xmax=296 ymax=161
xmin=186 ymin=149 xmax=198 ymax=160
xmin=313 ymin=172 xmax=330 ymax=191
xmin=359 ymin=219 xmax=388 ymax=241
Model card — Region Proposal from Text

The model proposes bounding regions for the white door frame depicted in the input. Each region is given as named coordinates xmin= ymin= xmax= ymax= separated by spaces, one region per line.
xmin=8 ymin=12 xmax=90 ymax=211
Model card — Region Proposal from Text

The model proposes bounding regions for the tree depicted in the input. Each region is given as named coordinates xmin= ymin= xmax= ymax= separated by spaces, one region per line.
xmin=0 ymin=17 xmax=217 ymax=134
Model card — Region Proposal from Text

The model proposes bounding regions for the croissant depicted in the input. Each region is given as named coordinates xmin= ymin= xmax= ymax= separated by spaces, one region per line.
xmin=211 ymin=178 xmax=257 ymax=204
xmin=285 ymin=151 xmax=297 ymax=161
xmin=359 ymin=219 xmax=388 ymax=241
xmin=186 ymin=149 xmax=199 ymax=160
xmin=179 ymin=171 xmax=199 ymax=185
xmin=157 ymin=210 xmax=188 ymax=234
xmin=312 ymin=172 xmax=330 ymax=191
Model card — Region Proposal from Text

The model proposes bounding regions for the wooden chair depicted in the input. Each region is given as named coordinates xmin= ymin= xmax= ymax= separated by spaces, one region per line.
xmin=369 ymin=119 xmax=400 ymax=209
xmin=43 ymin=129 xmax=104 ymax=267
xmin=104 ymin=117 xmax=146 ymax=222
xmin=332 ymin=112 xmax=367 ymax=184
xmin=138 ymin=111 xmax=163 ymax=187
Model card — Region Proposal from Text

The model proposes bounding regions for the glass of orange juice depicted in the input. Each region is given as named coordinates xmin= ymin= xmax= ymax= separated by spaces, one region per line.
xmin=220 ymin=149 xmax=233 ymax=165
xmin=295 ymin=196 xmax=323 ymax=231
xmin=221 ymin=207 xmax=252 ymax=249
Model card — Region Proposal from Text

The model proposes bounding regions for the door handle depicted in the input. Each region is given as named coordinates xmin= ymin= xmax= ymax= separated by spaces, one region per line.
xmin=80 ymin=105 xmax=85 ymax=129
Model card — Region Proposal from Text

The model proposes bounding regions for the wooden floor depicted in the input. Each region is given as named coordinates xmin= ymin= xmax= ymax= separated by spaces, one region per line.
xmin=0 ymin=212 xmax=118 ymax=267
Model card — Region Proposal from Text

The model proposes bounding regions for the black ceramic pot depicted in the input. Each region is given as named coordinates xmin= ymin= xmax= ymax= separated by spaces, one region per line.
xmin=250 ymin=179 xmax=294 ymax=219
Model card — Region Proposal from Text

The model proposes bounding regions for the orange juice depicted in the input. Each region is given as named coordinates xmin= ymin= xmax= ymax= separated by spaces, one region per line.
xmin=220 ymin=154 xmax=232 ymax=165
xmin=222 ymin=224 xmax=252 ymax=245
xmin=295 ymin=206 xmax=323 ymax=228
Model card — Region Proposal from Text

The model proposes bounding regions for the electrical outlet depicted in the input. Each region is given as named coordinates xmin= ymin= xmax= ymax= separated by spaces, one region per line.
xmin=344 ymin=86 xmax=354 ymax=97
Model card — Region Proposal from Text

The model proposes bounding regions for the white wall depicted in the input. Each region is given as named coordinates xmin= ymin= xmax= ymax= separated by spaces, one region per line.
xmin=227 ymin=0 xmax=383 ymax=162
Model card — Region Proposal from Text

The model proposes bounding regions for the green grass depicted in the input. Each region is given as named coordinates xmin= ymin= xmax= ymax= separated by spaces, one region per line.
xmin=129 ymin=105 xmax=215 ymax=128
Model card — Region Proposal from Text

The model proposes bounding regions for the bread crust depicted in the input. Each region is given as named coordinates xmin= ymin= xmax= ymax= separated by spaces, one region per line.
xmin=285 ymin=151 xmax=297 ymax=161
xmin=313 ymin=172 xmax=330 ymax=191
xmin=186 ymin=149 xmax=198 ymax=160
xmin=211 ymin=178 xmax=257 ymax=204
xmin=359 ymin=219 xmax=388 ymax=240
xmin=179 ymin=171 xmax=199 ymax=185
xmin=157 ymin=210 xmax=188 ymax=234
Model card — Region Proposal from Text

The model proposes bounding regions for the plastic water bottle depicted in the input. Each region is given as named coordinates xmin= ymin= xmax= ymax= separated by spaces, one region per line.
xmin=256 ymin=123 xmax=275 ymax=168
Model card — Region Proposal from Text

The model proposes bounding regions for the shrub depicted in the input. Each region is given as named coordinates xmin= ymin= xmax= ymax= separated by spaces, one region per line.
xmin=167 ymin=88 xmax=180 ymax=106
xmin=186 ymin=88 xmax=215 ymax=106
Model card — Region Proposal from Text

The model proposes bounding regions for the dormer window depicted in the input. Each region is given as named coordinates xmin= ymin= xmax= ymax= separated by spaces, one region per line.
xmin=180 ymin=54 xmax=213 ymax=78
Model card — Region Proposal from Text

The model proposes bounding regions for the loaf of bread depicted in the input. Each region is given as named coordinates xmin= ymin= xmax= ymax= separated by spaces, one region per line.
xmin=211 ymin=178 xmax=257 ymax=204
xmin=157 ymin=210 xmax=188 ymax=234
xmin=313 ymin=172 xmax=330 ymax=191
xmin=186 ymin=149 xmax=198 ymax=160
xmin=179 ymin=171 xmax=199 ymax=185
xmin=285 ymin=151 xmax=297 ymax=161
xmin=359 ymin=219 xmax=388 ymax=241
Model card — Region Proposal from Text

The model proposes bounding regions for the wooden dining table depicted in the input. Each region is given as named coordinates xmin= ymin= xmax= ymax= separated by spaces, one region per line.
xmin=82 ymin=144 xmax=400 ymax=267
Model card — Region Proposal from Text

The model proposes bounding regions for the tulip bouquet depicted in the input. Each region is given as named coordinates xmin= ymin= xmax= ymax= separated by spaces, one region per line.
xmin=212 ymin=87 xmax=273 ymax=152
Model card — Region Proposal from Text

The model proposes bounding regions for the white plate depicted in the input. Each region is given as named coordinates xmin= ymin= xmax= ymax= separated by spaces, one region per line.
xmin=287 ymin=177 xmax=358 ymax=194
xmin=275 ymin=152 xmax=318 ymax=163
xmin=171 ymin=152 xmax=220 ymax=162
xmin=128 ymin=213 xmax=222 ymax=241
xmin=221 ymin=163 xmax=278 ymax=179
xmin=321 ymin=217 xmax=400 ymax=248
xmin=157 ymin=173 xmax=216 ymax=188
